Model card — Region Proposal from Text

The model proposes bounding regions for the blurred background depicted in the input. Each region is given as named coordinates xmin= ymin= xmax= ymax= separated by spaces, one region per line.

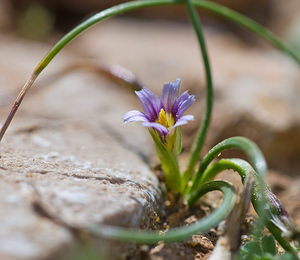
xmin=1 ymin=0 xmax=300 ymax=195
xmin=1 ymin=0 xmax=300 ymax=45
xmin=0 ymin=1 xmax=300 ymax=259
xmin=1 ymin=0 xmax=300 ymax=196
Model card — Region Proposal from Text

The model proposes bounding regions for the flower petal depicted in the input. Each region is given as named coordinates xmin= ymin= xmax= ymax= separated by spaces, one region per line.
xmin=160 ymin=78 xmax=180 ymax=113
xmin=135 ymin=88 xmax=160 ymax=121
xmin=172 ymin=115 xmax=194 ymax=129
xmin=175 ymin=94 xmax=195 ymax=118
xmin=142 ymin=121 xmax=169 ymax=136
xmin=122 ymin=110 xmax=148 ymax=124
xmin=172 ymin=91 xmax=188 ymax=113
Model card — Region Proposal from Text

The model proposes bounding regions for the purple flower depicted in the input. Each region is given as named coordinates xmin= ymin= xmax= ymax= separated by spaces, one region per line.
xmin=123 ymin=79 xmax=195 ymax=140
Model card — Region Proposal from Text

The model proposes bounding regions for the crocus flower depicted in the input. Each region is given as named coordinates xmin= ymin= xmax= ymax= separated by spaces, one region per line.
xmin=123 ymin=78 xmax=195 ymax=146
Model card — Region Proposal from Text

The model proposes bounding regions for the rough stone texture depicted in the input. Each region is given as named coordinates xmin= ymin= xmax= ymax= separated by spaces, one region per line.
xmin=0 ymin=35 xmax=160 ymax=259
xmin=71 ymin=18 xmax=300 ymax=174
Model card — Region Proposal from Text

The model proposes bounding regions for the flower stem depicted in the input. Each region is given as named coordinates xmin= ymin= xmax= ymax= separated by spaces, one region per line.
xmin=183 ymin=0 xmax=213 ymax=187
xmin=149 ymin=129 xmax=182 ymax=193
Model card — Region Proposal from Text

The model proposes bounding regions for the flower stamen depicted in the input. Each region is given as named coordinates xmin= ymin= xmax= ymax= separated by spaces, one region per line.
xmin=158 ymin=108 xmax=174 ymax=130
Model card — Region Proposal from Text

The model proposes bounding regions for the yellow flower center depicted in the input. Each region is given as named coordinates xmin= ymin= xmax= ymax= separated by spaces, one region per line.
xmin=158 ymin=108 xmax=174 ymax=130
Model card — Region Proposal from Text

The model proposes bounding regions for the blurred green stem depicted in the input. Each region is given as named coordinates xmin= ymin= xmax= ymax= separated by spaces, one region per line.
xmin=183 ymin=0 xmax=213 ymax=188
xmin=149 ymin=129 xmax=182 ymax=193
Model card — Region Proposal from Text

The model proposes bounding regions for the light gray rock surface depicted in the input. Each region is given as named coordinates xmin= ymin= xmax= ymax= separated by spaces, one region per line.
xmin=0 ymin=35 xmax=160 ymax=259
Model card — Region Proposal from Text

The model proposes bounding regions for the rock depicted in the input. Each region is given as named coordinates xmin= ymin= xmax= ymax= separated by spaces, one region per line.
xmin=0 ymin=35 xmax=160 ymax=259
